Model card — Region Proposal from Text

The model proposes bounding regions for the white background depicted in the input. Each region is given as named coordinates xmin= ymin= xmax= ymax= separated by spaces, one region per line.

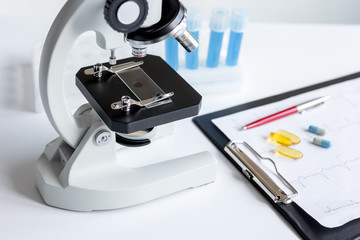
xmin=2 ymin=1 xmax=360 ymax=240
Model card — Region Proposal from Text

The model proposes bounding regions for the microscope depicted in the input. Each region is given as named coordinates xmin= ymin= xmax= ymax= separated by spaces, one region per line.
xmin=36 ymin=0 xmax=217 ymax=211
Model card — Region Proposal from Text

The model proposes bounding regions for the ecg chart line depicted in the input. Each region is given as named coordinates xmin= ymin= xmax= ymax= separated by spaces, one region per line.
xmin=290 ymin=157 xmax=360 ymax=189
xmin=324 ymin=200 xmax=360 ymax=214
xmin=323 ymin=117 xmax=360 ymax=133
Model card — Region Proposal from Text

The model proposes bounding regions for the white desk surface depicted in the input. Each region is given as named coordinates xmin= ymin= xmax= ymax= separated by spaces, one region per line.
xmin=2 ymin=11 xmax=360 ymax=240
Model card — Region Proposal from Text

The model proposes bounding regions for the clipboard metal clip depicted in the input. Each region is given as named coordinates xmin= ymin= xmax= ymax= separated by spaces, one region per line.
xmin=225 ymin=140 xmax=298 ymax=204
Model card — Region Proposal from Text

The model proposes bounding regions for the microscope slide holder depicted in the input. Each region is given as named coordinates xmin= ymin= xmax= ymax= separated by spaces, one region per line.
xmin=76 ymin=55 xmax=203 ymax=134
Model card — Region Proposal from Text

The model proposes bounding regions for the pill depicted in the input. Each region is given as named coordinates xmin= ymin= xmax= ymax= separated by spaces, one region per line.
xmin=308 ymin=125 xmax=326 ymax=136
xmin=276 ymin=145 xmax=303 ymax=159
xmin=277 ymin=130 xmax=300 ymax=144
xmin=269 ymin=132 xmax=292 ymax=146
xmin=312 ymin=138 xmax=331 ymax=148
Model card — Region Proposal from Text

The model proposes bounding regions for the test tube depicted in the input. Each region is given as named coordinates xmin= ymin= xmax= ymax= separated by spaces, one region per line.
xmin=185 ymin=8 xmax=201 ymax=69
xmin=226 ymin=9 xmax=248 ymax=66
xmin=206 ymin=9 xmax=229 ymax=68
xmin=165 ymin=38 xmax=179 ymax=71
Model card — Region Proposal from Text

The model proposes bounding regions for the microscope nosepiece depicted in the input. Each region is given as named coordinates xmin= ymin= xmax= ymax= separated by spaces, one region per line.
xmin=126 ymin=1 xmax=199 ymax=56
xmin=174 ymin=29 xmax=199 ymax=52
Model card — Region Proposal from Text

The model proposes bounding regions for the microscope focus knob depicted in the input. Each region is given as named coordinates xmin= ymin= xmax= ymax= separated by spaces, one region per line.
xmin=104 ymin=0 xmax=148 ymax=33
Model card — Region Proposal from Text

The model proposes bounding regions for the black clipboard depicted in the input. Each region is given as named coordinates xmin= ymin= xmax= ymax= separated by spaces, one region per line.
xmin=193 ymin=72 xmax=360 ymax=240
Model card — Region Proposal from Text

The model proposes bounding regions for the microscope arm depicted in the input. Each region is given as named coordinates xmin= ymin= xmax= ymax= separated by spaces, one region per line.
xmin=36 ymin=0 xmax=217 ymax=211
xmin=40 ymin=0 xmax=163 ymax=148
xmin=39 ymin=0 xmax=129 ymax=148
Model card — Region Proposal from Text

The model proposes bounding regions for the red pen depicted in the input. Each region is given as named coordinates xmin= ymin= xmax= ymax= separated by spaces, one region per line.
xmin=241 ymin=96 xmax=330 ymax=130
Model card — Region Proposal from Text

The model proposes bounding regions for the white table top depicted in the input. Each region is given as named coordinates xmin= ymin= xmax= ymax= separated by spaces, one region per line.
xmin=2 ymin=9 xmax=360 ymax=240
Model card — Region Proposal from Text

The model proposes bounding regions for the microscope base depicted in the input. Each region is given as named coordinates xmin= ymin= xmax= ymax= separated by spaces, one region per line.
xmin=35 ymin=134 xmax=217 ymax=211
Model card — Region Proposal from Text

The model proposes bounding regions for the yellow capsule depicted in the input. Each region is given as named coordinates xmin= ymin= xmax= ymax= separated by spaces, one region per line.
xmin=276 ymin=145 xmax=303 ymax=159
xmin=269 ymin=132 xmax=292 ymax=146
xmin=277 ymin=130 xmax=301 ymax=144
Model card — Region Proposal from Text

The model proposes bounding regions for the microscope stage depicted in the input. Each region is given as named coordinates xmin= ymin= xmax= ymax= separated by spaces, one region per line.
xmin=76 ymin=55 xmax=202 ymax=133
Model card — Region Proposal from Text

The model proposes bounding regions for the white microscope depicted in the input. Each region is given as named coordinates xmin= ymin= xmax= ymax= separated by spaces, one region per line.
xmin=36 ymin=0 xmax=217 ymax=211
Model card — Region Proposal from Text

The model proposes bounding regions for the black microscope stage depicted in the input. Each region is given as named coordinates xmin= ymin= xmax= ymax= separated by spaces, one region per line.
xmin=76 ymin=55 xmax=202 ymax=134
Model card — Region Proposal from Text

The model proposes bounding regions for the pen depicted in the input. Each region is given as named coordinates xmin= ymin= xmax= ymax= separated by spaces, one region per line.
xmin=241 ymin=96 xmax=330 ymax=130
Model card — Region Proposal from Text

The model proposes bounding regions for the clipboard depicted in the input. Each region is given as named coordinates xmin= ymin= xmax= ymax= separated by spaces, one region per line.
xmin=193 ymin=72 xmax=360 ymax=240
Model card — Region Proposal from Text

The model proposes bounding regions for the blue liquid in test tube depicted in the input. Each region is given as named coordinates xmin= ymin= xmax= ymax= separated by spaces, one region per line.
xmin=206 ymin=9 xmax=229 ymax=68
xmin=226 ymin=9 xmax=248 ymax=66
xmin=165 ymin=38 xmax=179 ymax=71
xmin=186 ymin=8 xmax=201 ymax=69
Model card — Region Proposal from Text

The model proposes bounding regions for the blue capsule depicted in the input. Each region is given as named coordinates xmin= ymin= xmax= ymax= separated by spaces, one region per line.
xmin=308 ymin=125 xmax=326 ymax=136
xmin=313 ymin=138 xmax=331 ymax=148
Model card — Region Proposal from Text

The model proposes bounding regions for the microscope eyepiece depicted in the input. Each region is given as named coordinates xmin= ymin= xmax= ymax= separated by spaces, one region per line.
xmin=104 ymin=0 xmax=149 ymax=34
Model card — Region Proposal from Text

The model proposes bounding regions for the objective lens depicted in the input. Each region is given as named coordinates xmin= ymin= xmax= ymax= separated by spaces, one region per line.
xmin=131 ymin=47 xmax=147 ymax=58
xmin=175 ymin=29 xmax=199 ymax=52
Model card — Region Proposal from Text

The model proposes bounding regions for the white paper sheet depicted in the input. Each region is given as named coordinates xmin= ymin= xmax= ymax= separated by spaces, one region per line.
xmin=212 ymin=78 xmax=360 ymax=228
